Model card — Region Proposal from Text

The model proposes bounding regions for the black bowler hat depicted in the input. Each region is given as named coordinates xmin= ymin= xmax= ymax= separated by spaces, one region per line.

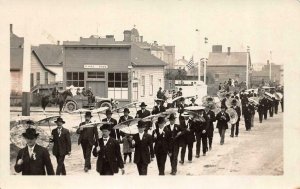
xmin=54 ymin=117 xmax=65 ymax=124
xmin=106 ymin=109 xmax=113 ymax=115
xmin=137 ymin=120 xmax=146 ymax=128
xmin=85 ymin=111 xmax=93 ymax=117
xmin=190 ymin=98 xmax=196 ymax=102
xmin=123 ymin=108 xmax=130 ymax=113
xmin=139 ymin=102 xmax=147 ymax=107
xmin=179 ymin=88 xmax=182 ymax=90
xmin=100 ymin=124 xmax=112 ymax=131
xmin=168 ymin=114 xmax=176 ymax=120
xmin=26 ymin=120 xmax=35 ymax=125
xmin=22 ymin=128 xmax=39 ymax=139
xmin=157 ymin=117 xmax=165 ymax=124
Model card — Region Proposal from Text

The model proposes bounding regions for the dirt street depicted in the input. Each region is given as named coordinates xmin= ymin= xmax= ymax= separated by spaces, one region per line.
xmin=10 ymin=107 xmax=283 ymax=175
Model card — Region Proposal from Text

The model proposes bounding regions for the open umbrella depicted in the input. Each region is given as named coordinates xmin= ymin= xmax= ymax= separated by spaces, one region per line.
xmin=91 ymin=107 xmax=109 ymax=121
xmin=171 ymin=95 xmax=197 ymax=103
xmin=113 ymin=118 xmax=141 ymax=134
xmin=10 ymin=124 xmax=50 ymax=148
xmin=184 ymin=106 xmax=206 ymax=111
xmin=70 ymin=108 xmax=90 ymax=122
xmin=265 ymin=92 xmax=275 ymax=98
xmin=73 ymin=121 xmax=107 ymax=129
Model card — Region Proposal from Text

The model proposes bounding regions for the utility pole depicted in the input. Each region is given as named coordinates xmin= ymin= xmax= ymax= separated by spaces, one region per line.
xmin=269 ymin=51 xmax=272 ymax=81
xmin=22 ymin=25 xmax=31 ymax=116
xmin=246 ymin=46 xmax=250 ymax=89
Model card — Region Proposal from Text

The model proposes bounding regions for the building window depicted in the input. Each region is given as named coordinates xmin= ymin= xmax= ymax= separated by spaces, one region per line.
xmin=149 ymin=75 xmax=153 ymax=96
xmin=88 ymin=72 xmax=105 ymax=79
xmin=141 ymin=76 xmax=145 ymax=97
xmin=133 ymin=83 xmax=138 ymax=101
xmin=30 ymin=73 xmax=34 ymax=88
xmin=45 ymin=72 xmax=48 ymax=84
xmin=108 ymin=72 xmax=128 ymax=99
xmin=36 ymin=72 xmax=40 ymax=85
xmin=66 ymin=72 xmax=84 ymax=87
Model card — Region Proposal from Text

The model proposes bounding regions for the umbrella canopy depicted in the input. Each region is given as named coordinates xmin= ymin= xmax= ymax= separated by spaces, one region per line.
xmin=71 ymin=108 xmax=91 ymax=114
xmin=91 ymin=107 xmax=109 ymax=114
xmin=11 ymin=116 xmax=35 ymax=122
xmin=184 ymin=106 xmax=206 ymax=111
xmin=73 ymin=122 xmax=107 ymax=129
xmin=113 ymin=118 xmax=141 ymax=129
xmin=10 ymin=124 xmax=49 ymax=148
xmin=265 ymin=92 xmax=275 ymax=98
xmin=171 ymin=95 xmax=196 ymax=103
xmin=35 ymin=115 xmax=61 ymax=126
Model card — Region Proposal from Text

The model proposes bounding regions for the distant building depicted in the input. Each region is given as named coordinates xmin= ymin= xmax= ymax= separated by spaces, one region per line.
xmin=207 ymin=45 xmax=252 ymax=87
xmin=174 ymin=56 xmax=204 ymax=80
xmin=123 ymin=27 xmax=175 ymax=69
xmin=63 ymin=35 xmax=166 ymax=105
xmin=10 ymin=24 xmax=23 ymax=95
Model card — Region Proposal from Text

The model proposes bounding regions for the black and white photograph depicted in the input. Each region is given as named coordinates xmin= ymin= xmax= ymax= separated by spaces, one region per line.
xmin=1 ymin=0 xmax=300 ymax=188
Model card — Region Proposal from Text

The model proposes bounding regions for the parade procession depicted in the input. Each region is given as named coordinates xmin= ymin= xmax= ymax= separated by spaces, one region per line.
xmin=10 ymin=82 xmax=284 ymax=176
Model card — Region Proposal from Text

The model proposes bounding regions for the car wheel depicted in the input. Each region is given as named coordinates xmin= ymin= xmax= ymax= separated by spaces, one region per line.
xmin=100 ymin=101 xmax=112 ymax=109
xmin=65 ymin=101 xmax=77 ymax=113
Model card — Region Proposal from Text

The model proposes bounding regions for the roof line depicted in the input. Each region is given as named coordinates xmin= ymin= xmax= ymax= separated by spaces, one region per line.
xmin=32 ymin=50 xmax=56 ymax=75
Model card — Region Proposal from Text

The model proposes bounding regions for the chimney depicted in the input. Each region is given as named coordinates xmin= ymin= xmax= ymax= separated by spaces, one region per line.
xmin=10 ymin=24 xmax=13 ymax=34
xmin=212 ymin=45 xmax=222 ymax=53
xmin=227 ymin=47 xmax=231 ymax=56
xmin=123 ymin=30 xmax=131 ymax=42
xmin=140 ymin=36 xmax=143 ymax=42
xmin=57 ymin=41 xmax=60 ymax=45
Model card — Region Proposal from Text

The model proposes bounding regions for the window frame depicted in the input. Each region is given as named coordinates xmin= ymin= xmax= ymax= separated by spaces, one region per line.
xmin=66 ymin=72 xmax=85 ymax=87
xmin=108 ymin=72 xmax=129 ymax=100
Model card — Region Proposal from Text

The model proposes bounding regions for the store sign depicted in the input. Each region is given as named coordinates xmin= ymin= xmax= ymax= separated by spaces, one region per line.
xmin=84 ymin=65 xmax=108 ymax=69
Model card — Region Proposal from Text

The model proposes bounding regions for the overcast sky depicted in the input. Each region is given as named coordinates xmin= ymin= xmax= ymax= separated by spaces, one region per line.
xmin=2 ymin=0 xmax=300 ymax=65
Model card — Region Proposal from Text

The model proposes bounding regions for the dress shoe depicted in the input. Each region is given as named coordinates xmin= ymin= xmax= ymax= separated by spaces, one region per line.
xmin=230 ymin=135 xmax=233 ymax=137
xmin=179 ymin=160 xmax=184 ymax=164
xmin=203 ymin=153 xmax=206 ymax=156
xmin=196 ymin=155 xmax=200 ymax=158
xmin=84 ymin=167 xmax=89 ymax=172
xmin=171 ymin=171 xmax=176 ymax=175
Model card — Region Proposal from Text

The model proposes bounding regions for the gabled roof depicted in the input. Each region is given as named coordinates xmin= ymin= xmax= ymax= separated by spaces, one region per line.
xmin=32 ymin=50 xmax=56 ymax=75
xmin=208 ymin=52 xmax=249 ymax=66
xmin=10 ymin=33 xmax=24 ymax=71
xmin=131 ymin=44 xmax=166 ymax=67
xmin=32 ymin=45 xmax=63 ymax=66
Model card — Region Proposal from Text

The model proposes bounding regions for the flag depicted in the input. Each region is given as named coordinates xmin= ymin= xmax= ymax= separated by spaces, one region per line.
xmin=186 ymin=56 xmax=195 ymax=70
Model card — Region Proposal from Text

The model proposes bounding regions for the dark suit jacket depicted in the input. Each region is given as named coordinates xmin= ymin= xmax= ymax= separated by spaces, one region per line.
xmin=216 ymin=112 xmax=230 ymax=129
xmin=92 ymin=137 xmax=124 ymax=174
xmin=204 ymin=110 xmax=216 ymax=134
xmin=177 ymin=103 xmax=187 ymax=114
xmin=51 ymin=127 xmax=71 ymax=156
xmin=118 ymin=115 xmax=133 ymax=123
xmin=102 ymin=118 xmax=120 ymax=140
xmin=243 ymin=104 xmax=255 ymax=119
xmin=132 ymin=133 xmax=154 ymax=164
xmin=14 ymin=144 xmax=54 ymax=175
xmin=179 ymin=118 xmax=195 ymax=144
xmin=193 ymin=115 xmax=207 ymax=134
xmin=152 ymin=105 xmax=166 ymax=115
xmin=76 ymin=121 xmax=98 ymax=146
xmin=152 ymin=128 xmax=172 ymax=155
xmin=221 ymin=98 xmax=228 ymax=108
xmin=165 ymin=124 xmax=184 ymax=148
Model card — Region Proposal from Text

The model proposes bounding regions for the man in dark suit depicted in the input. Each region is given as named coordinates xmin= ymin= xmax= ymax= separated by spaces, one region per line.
xmin=51 ymin=117 xmax=71 ymax=175
xmin=165 ymin=114 xmax=183 ymax=175
xmin=194 ymin=109 xmax=208 ymax=157
xmin=14 ymin=127 xmax=54 ymax=175
xmin=177 ymin=97 xmax=186 ymax=117
xmin=77 ymin=111 xmax=98 ymax=172
xmin=204 ymin=106 xmax=216 ymax=150
xmin=221 ymin=93 xmax=230 ymax=109
xmin=92 ymin=124 xmax=125 ymax=175
xmin=152 ymin=100 xmax=166 ymax=115
xmin=230 ymin=99 xmax=241 ymax=137
xmin=131 ymin=121 xmax=154 ymax=175
xmin=136 ymin=102 xmax=151 ymax=133
xmin=179 ymin=112 xmax=195 ymax=163
xmin=216 ymin=106 xmax=230 ymax=145
xmin=244 ymin=101 xmax=255 ymax=131
xmin=257 ymin=97 xmax=265 ymax=123
xmin=152 ymin=117 xmax=171 ymax=175
xmin=189 ymin=98 xmax=198 ymax=106
xmin=118 ymin=108 xmax=133 ymax=137
xmin=102 ymin=109 xmax=119 ymax=140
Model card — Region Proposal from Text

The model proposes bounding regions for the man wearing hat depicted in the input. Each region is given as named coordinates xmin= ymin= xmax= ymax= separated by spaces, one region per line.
xmin=177 ymin=88 xmax=183 ymax=97
xmin=194 ymin=109 xmax=208 ymax=157
xmin=136 ymin=102 xmax=151 ymax=133
xmin=152 ymin=117 xmax=171 ymax=175
xmin=164 ymin=114 xmax=183 ymax=175
xmin=216 ymin=106 xmax=230 ymax=145
xmin=189 ymin=98 xmax=198 ymax=106
xmin=77 ymin=111 xmax=99 ymax=172
xmin=92 ymin=124 xmax=125 ymax=175
xmin=177 ymin=97 xmax=186 ymax=117
xmin=14 ymin=128 xmax=54 ymax=175
xmin=156 ymin=87 xmax=164 ymax=100
xmin=119 ymin=108 xmax=133 ymax=137
xmin=221 ymin=93 xmax=230 ymax=109
xmin=243 ymin=100 xmax=255 ymax=131
xmin=230 ymin=99 xmax=241 ymax=137
xmin=152 ymin=99 xmax=166 ymax=115
xmin=51 ymin=117 xmax=71 ymax=175
xmin=102 ymin=109 xmax=119 ymax=140
xmin=131 ymin=121 xmax=154 ymax=175
xmin=179 ymin=112 xmax=195 ymax=164
xmin=204 ymin=106 xmax=216 ymax=150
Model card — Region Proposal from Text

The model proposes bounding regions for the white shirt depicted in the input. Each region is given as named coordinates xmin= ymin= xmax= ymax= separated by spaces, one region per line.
xmin=58 ymin=128 xmax=62 ymax=137
xmin=170 ymin=124 xmax=175 ymax=131
xmin=185 ymin=119 xmax=189 ymax=127
xmin=139 ymin=132 xmax=144 ymax=140
xmin=27 ymin=144 xmax=36 ymax=157
xmin=158 ymin=128 xmax=164 ymax=134
xmin=103 ymin=137 xmax=110 ymax=146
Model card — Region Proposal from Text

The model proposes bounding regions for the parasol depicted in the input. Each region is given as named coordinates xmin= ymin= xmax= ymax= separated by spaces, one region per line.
xmin=171 ymin=95 xmax=196 ymax=103
xmin=226 ymin=108 xmax=238 ymax=124
xmin=70 ymin=108 xmax=90 ymax=122
xmin=91 ymin=107 xmax=109 ymax=121
xmin=73 ymin=121 xmax=107 ymax=129
xmin=265 ymin=92 xmax=275 ymax=98
xmin=35 ymin=115 xmax=60 ymax=126
xmin=10 ymin=124 xmax=50 ymax=148
xmin=11 ymin=116 xmax=35 ymax=124
xmin=114 ymin=118 xmax=141 ymax=134
xmin=184 ymin=106 xmax=206 ymax=111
